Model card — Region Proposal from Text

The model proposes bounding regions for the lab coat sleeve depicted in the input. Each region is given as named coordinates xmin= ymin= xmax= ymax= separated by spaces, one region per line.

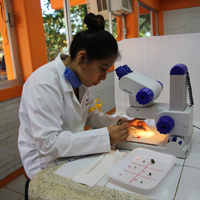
xmin=86 ymin=110 xmax=122 ymax=128
xmin=26 ymin=81 xmax=110 ymax=159
xmin=85 ymin=93 xmax=123 ymax=128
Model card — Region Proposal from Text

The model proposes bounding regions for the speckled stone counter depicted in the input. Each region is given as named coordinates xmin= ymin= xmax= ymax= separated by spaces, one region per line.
xmin=29 ymin=158 xmax=153 ymax=200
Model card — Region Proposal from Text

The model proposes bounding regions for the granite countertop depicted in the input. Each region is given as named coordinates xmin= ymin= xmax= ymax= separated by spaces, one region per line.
xmin=28 ymin=158 xmax=154 ymax=200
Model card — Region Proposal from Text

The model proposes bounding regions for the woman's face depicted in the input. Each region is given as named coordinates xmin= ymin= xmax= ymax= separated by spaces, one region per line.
xmin=78 ymin=56 xmax=116 ymax=87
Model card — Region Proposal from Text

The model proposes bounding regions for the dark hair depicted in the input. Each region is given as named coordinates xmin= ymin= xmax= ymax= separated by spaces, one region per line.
xmin=69 ymin=13 xmax=120 ymax=62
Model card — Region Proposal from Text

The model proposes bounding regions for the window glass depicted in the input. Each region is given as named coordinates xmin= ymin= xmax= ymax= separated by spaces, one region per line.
xmin=41 ymin=0 xmax=87 ymax=62
xmin=41 ymin=0 xmax=118 ymax=62
xmin=105 ymin=17 xmax=117 ymax=39
xmin=0 ymin=0 xmax=21 ymax=89
xmin=139 ymin=5 xmax=151 ymax=37
xmin=0 ymin=30 xmax=7 ymax=81
xmin=41 ymin=0 xmax=67 ymax=62
xmin=139 ymin=3 xmax=158 ymax=37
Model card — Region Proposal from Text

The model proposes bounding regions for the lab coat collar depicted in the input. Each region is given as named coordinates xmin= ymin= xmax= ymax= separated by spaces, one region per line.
xmin=54 ymin=53 xmax=87 ymax=105
xmin=54 ymin=53 xmax=86 ymax=92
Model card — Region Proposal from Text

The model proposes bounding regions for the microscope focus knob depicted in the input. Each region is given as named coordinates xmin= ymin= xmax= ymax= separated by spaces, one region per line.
xmin=136 ymin=88 xmax=154 ymax=105
xmin=156 ymin=116 xmax=175 ymax=134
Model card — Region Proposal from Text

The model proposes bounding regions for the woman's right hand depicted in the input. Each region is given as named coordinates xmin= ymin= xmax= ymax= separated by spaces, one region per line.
xmin=107 ymin=123 xmax=130 ymax=144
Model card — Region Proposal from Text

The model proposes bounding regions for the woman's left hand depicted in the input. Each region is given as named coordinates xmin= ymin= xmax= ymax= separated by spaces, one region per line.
xmin=117 ymin=118 xmax=150 ymax=131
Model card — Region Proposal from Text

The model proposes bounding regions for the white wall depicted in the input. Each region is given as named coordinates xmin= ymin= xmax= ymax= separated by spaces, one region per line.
xmin=164 ymin=7 xmax=200 ymax=35
xmin=115 ymin=33 xmax=200 ymax=120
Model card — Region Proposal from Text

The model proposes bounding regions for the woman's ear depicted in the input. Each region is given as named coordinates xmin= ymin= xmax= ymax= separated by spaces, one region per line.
xmin=78 ymin=50 xmax=87 ymax=65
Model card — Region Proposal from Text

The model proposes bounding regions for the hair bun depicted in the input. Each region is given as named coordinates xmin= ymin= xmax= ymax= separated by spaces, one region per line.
xmin=84 ymin=13 xmax=105 ymax=30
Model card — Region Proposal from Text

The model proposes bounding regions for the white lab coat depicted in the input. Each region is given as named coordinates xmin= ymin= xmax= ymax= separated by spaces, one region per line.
xmin=18 ymin=54 xmax=122 ymax=179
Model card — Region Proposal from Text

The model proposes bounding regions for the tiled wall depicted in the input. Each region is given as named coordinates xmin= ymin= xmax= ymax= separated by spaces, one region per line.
xmin=0 ymin=97 xmax=22 ymax=180
xmin=0 ymin=71 xmax=115 ymax=180
xmin=90 ymin=71 xmax=115 ymax=114
xmin=164 ymin=7 xmax=200 ymax=35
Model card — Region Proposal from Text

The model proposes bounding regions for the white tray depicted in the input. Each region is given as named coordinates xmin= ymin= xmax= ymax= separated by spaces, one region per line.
xmin=107 ymin=148 xmax=177 ymax=190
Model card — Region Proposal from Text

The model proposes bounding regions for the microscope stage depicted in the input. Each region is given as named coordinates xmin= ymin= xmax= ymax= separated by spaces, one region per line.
xmin=126 ymin=126 xmax=169 ymax=147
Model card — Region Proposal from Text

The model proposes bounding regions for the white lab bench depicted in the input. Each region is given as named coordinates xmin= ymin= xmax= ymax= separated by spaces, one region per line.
xmin=28 ymin=120 xmax=200 ymax=200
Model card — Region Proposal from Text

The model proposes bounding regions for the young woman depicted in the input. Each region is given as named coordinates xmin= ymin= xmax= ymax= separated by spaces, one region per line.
xmin=18 ymin=13 xmax=148 ymax=179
